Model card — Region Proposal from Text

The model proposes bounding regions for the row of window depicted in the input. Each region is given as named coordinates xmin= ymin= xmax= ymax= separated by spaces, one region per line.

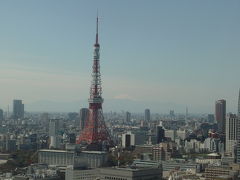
xmin=104 ymin=176 xmax=127 ymax=180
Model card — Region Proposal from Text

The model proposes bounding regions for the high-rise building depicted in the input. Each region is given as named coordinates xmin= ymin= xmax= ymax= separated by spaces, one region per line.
xmin=0 ymin=109 xmax=3 ymax=124
xmin=215 ymin=99 xmax=226 ymax=134
xmin=79 ymin=108 xmax=89 ymax=130
xmin=49 ymin=119 xmax=60 ymax=148
xmin=225 ymin=113 xmax=237 ymax=155
xmin=185 ymin=107 xmax=188 ymax=121
xmin=207 ymin=114 xmax=215 ymax=123
xmin=13 ymin=100 xmax=24 ymax=120
xmin=169 ymin=110 xmax=175 ymax=120
xmin=145 ymin=109 xmax=150 ymax=122
xmin=122 ymin=132 xmax=135 ymax=148
xmin=237 ymin=89 xmax=240 ymax=164
xmin=126 ymin=111 xmax=131 ymax=123
xmin=156 ymin=124 xmax=165 ymax=144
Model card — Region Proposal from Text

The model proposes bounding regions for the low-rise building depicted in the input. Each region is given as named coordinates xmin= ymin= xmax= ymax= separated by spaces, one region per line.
xmin=38 ymin=149 xmax=108 ymax=168
xmin=204 ymin=165 xmax=238 ymax=180
xmin=99 ymin=167 xmax=162 ymax=180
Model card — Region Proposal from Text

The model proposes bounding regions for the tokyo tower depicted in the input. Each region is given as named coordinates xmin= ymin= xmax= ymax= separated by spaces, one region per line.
xmin=76 ymin=17 xmax=113 ymax=147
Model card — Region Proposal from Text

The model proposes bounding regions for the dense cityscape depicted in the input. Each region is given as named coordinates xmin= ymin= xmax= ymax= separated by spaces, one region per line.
xmin=0 ymin=1 xmax=240 ymax=180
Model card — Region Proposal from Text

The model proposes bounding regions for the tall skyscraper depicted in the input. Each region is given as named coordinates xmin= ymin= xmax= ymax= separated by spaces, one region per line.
xmin=122 ymin=132 xmax=135 ymax=148
xmin=145 ymin=109 xmax=150 ymax=122
xmin=156 ymin=125 xmax=165 ymax=144
xmin=126 ymin=111 xmax=131 ymax=123
xmin=237 ymin=89 xmax=240 ymax=164
xmin=0 ymin=109 xmax=3 ymax=124
xmin=13 ymin=100 xmax=24 ymax=120
xmin=207 ymin=114 xmax=215 ymax=123
xmin=215 ymin=99 xmax=226 ymax=134
xmin=225 ymin=113 xmax=237 ymax=155
xmin=76 ymin=17 xmax=112 ymax=147
xmin=49 ymin=119 xmax=60 ymax=149
xmin=79 ymin=108 xmax=89 ymax=130
xmin=170 ymin=110 xmax=175 ymax=120
xmin=185 ymin=107 xmax=188 ymax=121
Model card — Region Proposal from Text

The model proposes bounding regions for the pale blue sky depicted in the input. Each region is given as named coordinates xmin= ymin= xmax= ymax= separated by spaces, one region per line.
xmin=0 ymin=0 xmax=239 ymax=113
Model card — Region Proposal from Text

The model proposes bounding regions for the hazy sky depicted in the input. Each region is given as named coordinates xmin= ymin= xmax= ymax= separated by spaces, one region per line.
xmin=0 ymin=0 xmax=239 ymax=113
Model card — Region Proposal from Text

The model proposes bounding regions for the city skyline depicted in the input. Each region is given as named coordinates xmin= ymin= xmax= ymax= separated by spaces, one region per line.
xmin=0 ymin=1 xmax=239 ymax=113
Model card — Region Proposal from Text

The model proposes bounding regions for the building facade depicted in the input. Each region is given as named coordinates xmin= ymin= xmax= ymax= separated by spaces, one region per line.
xmin=144 ymin=109 xmax=150 ymax=122
xmin=0 ymin=109 xmax=3 ymax=125
xmin=79 ymin=108 xmax=89 ymax=130
xmin=125 ymin=112 xmax=131 ymax=124
xmin=225 ymin=113 xmax=237 ymax=155
xmin=122 ymin=132 xmax=135 ymax=148
xmin=99 ymin=167 xmax=162 ymax=180
xmin=156 ymin=125 xmax=165 ymax=144
xmin=237 ymin=89 xmax=240 ymax=164
xmin=13 ymin=100 xmax=24 ymax=120
xmin=38 ymin=149 xmax=108 ymax=168
xmin=49 ymin=119 xmax=60 ymax=149
xmin=215 ymin=99 xmax=226 ymax=134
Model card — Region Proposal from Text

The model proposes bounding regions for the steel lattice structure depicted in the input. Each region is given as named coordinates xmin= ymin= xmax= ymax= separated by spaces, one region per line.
xmin=76 ymin=17 xmax=112 ymax=146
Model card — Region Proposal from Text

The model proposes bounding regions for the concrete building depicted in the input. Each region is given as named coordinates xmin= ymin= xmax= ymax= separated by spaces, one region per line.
xmin=125 ymin=111 xmax=131 ymax=123
xmin=38 ymin=149 xmax=108 ymax=168
xmin=66 ymin=166 xmax=162 ymax=180
xmin=65 ymin=166 xmax=99 ymax=180
xmin=133 ymin=159 xmax=198 ymax=179
xmin=208 ymin=114 xmax=215 ymax=123
xmin=237 ymin=89 xmax=240 ymax=164
xmin=204 ymin=165 xmax=238 ymax=180
xmin=79 ymin=108 xmax=89 ymax=130
xmin=13 ymin=99 xmax=24 ymax=120
xmin=144 ymin=109 xmax=150 ymax=122
xmin=0 ymin=109 xmax=3 ymax=125
xmin=225 ymin=113 xmax=237 ymax=156
xmin=122 ymin=132 xmax=135 ymax=148
xmin=185 ymin=139 xmax=205 ymax=153
xmin=99 ymin=167 xmax=162 ymax=180
xmin=49 ymin=119 xmax=60 ymax=149
xmin=164 ymin=130 xmax=176 ymax=141
xmin=156 ymin=125 xmax=165 ymax=144
xmin=152 ymin=142 xmax=176 ymax=161
xmin=215 ymin=99 xmax=226 ymax=134
xmin=176 ymin=129 xmax=187 ymax=140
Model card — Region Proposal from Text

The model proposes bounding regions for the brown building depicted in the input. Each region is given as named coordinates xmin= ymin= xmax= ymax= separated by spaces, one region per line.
xmin=152 ymin=142 xmax=176 ymax=161
xmin=215 ymin=99 xmax=226 ymax=134
xmin=204 ymin=166 xmax=238 ymax=180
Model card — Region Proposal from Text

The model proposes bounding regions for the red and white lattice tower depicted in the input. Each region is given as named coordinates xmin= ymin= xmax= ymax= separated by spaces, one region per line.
xmin=76 ymin=17 xmax=112 ymax=146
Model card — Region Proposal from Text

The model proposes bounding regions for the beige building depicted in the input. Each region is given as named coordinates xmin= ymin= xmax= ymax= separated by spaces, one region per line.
xmin=204 ymin=166 xmax=238 ymax=180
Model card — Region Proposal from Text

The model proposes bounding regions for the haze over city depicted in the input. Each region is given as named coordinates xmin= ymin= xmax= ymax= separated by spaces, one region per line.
xmin=0 ymin=0 xmax=239 ymax=113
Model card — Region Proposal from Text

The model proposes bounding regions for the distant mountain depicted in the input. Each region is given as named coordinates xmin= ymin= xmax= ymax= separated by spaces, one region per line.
xmin=25 ymin=99 xmax=212 ymax=113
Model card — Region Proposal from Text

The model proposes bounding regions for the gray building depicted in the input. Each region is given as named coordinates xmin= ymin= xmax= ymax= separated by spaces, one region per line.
xmin=122 ymin=132 xmax=135 ymax=148
xmin=133 ymin=159 xmax=198 ymax=173
xmin=79 ymin=108 xmax=89 ymax=130
xmin=215 ymin=99 xmax=226 ymax=134
xmin=13 ymin=100 xmax=24 ymax=120
xmin=126 ymin=112 xmax=131 ymax=123
xmin=99 ymin=167 xmax=162 ymax=180
xmin=225 ymin=113 xmax=237 ymax=155
xmin=66 ymin=166 xmax=162 ymax=180
xmin=237 ymin=89 xmax=240 ymax=164
xmin=0 ymin=109 xmax=3 ymax=124
xmin=49 ymin=119 xmax=60 ymax=149
xmin=65 ymin=166 xmax=99 ymax=180
xmin=207 ymin=114 xmax=215 ymax=123
xmin=38 ymin=149 xmax=108 ymax=168
xmin=144 ymin=109 xmax=150 ymax=122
